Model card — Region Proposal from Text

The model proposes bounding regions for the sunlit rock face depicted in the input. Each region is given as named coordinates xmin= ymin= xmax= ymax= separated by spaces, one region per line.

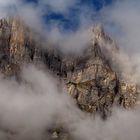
xmin=0 ymin=17 xmax=42 ymax=76
xmin=0 ymin=17 xmax=138 ymax=117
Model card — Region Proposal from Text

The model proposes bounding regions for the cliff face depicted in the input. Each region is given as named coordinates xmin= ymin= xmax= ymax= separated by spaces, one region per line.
xmin=0 ymin=17 xmax=40 ymax=76
xmin=0 ymin=17 xmax=138 ymax=117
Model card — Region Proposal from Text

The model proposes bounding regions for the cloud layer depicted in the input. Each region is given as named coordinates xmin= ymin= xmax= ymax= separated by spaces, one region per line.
xmin=0 ymin=65 xmax=139 ymax=140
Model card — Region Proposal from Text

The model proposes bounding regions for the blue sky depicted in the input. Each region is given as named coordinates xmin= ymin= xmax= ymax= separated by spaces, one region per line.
xmin=25 ymin=0 xmax=112 ymax=31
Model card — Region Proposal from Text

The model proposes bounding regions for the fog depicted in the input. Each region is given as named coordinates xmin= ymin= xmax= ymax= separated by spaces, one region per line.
xmin=0 ymin=65 xmax=81 ymax=139
xmin=0 ymin=65 xmax=140 ymax=140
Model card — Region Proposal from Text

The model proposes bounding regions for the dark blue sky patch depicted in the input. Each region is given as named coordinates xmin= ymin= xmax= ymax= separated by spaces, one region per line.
xmin=45 ymin=13 xmax=79 ymax=32
xmin=25 ymin=0 xmax=112 ymax=31
xmin=44 ymin=3 xmax=82 ymax=32
xmin=23 ymin=0 xmax=38 ymax=4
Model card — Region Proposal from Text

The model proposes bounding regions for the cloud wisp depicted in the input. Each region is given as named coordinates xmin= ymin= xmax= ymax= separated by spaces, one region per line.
xmin=0 ymin=0 xmax=97 ymax=53
xmin=98 ymin=0 xmax=140 ymax=84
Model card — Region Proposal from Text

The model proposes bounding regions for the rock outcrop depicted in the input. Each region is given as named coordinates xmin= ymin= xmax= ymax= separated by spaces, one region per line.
xmin=66 ymin=24 xmax=138 ymax=117
xmin=0 ymin=17 xmax=138 ymax=118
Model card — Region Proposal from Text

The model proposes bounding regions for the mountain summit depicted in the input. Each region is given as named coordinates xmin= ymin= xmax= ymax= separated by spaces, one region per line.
xmin=0 ymin=17 xmax=138 ymax=118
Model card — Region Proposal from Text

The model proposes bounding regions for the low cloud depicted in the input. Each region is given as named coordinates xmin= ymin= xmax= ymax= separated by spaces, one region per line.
xmin=0 ymin=65 xmax=140 ymax=140
xmin=0 ymin=65 xmax=80 ymax=139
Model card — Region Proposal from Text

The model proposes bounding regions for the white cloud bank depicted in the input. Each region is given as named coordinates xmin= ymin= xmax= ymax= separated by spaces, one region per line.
xmin=0 ymin=65 xmax=139 ymax=140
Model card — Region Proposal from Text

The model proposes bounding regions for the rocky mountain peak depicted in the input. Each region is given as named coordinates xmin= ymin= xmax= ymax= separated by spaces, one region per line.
xmin=91 ymin=23 xmax=118 ymax=51
xmin=92 ymin=24 xmax=104 ymax=41
xmin=0 ymin=17 xmax=138 ymax=117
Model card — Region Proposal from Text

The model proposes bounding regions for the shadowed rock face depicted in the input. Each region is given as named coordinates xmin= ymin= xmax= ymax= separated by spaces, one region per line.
xmin=0 ymin=17 xmax=138 ymax=118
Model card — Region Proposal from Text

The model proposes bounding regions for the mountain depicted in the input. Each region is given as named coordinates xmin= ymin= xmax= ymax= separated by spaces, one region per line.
xmin=0 ymin=17 xmax=138 ymax=119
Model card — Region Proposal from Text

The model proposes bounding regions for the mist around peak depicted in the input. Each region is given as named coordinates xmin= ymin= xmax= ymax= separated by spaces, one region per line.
xmin=0 ymin=0 xmax=140 ymax=140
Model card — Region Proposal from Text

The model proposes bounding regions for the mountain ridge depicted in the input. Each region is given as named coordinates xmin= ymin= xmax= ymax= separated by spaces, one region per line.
xmin=0 ymin=17 xmax=138 ymax=117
